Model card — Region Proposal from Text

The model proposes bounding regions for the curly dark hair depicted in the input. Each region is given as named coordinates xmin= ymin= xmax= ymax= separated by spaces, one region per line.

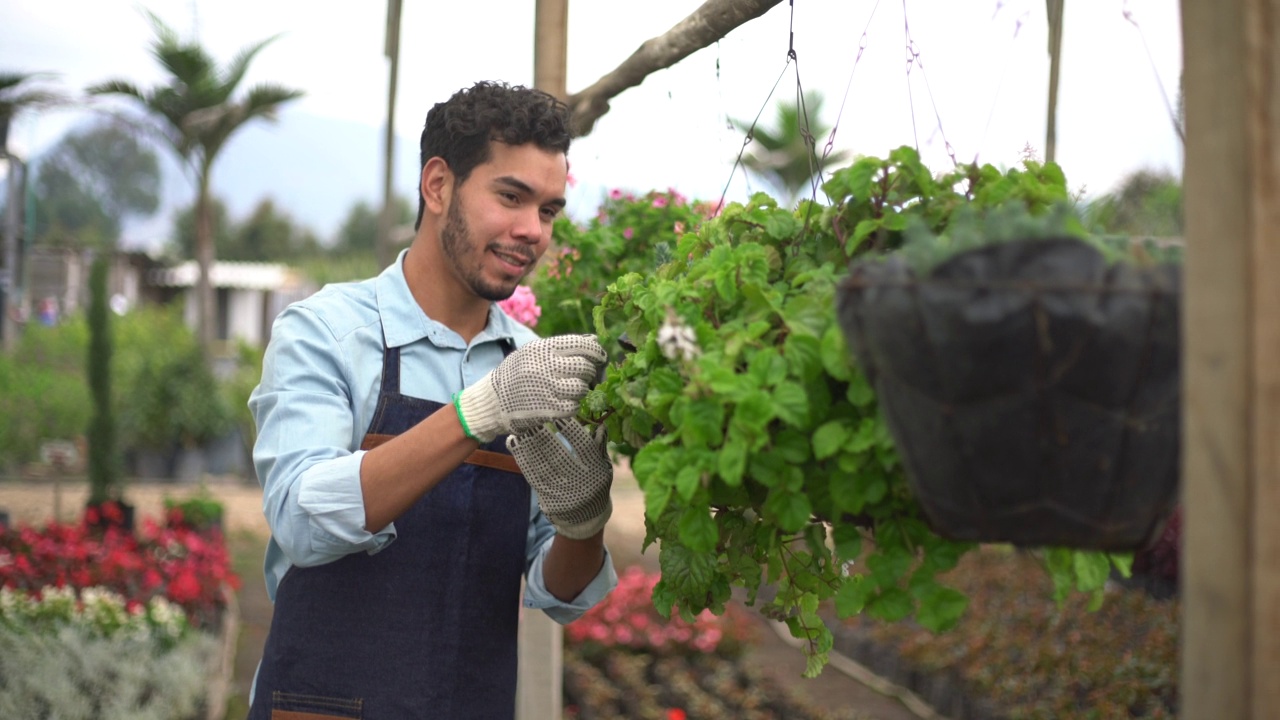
xmin=415 ymin=81 xmax=573 ymax=229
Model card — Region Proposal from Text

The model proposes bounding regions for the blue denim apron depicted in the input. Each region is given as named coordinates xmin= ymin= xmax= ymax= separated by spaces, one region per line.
xmin=249 ymin=340 xmax=529 ymax=720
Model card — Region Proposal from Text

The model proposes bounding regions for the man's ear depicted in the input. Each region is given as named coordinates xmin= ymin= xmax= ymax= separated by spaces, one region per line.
xmin=420 ymin=157 xmax=453 ymax=216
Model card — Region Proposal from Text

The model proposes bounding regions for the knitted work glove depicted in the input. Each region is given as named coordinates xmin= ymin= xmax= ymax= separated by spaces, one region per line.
xmin=507 ymin=419 xmax=613 ymax=539
xmin=452 ymin=334 xmax=607 ymax=443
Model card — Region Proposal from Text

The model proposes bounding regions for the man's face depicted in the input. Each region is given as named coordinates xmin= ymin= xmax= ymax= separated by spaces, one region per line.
xmin=439 ymin=141 xmax=567 ymax=302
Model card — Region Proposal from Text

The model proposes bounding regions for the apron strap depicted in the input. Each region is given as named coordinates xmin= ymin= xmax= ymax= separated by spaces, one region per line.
xmin=360 ymin=433 xmax=523 ymax=476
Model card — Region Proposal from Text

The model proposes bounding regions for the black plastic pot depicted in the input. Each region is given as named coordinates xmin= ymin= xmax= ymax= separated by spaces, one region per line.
xmin=836 ymin=237 xmax=1181 ymax=551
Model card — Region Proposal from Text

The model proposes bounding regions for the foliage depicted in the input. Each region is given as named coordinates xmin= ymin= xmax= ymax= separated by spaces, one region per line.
xmin=840 ymin=547 xmax=1178 ymax=719
xmin=0 ymin=585 xmax=187 ymax=641
xmin=0 ymin=71 xmax=64 ymax=152
xmin=0 ymin=320 xmax=92 ymax=468
xmin=32 ymin=120 xmax=161 ymax=250
xmin=169 ymin=196 xmax=321 ymax=262
xmin=86 ymin=256 xmax=123 ymax=504
xmin=0 ymin=303 xmax=236 ymax=467
xmin=331 ymin=196 xmax=415 ymax=257
xmin=584 ymin=146 xmax=1126 ymax=676
xmin=221 ymin=340 xmax=266 ymax=455
xmin=0 ymin=623 xmax=217 ymax=720
xmin=530 ymin=187 xmax=709 ymax=341
xmin=566 ymin=566 xmax=756 ymax=659
xmin=1084 ymin=169 xmax=1183 ymax=238
xmin=88 ymin=9 xmax=303 ymax=348
xmin=114 ymin=305 xmax=234 ymax=450
xmin=0 ymin=506 xmax=239 ymax=631
xmin=730 ymin=91 xmax=851 ymax=206
xmin=292 ymin=252 xmax=383 ymax=288
xmin=163 ymin=489 xmax=225 ymax=533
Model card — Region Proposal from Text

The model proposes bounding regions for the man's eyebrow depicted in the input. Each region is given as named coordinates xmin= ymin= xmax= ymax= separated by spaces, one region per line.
xmin=494 ymin=176 xmax=566 ymax=208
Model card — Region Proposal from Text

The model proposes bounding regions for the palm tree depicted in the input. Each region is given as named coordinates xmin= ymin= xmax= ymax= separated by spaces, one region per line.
xmin=731 ymin=91 xmax=850 ymax=207
xmin=88 ymin=12 xmax=302 ymax=350
xmin=1 ymin=71 xmax=63 ymax=156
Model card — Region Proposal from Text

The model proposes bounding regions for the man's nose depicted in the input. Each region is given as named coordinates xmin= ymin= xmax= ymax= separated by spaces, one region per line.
xmin=512 ymin=205 xmax=545 ymax=243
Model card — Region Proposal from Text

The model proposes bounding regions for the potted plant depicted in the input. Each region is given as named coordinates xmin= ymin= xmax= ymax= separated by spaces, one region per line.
xmin=117 ymin=306 xmax=234 ymax=482
xmin=835 ymin=206 xmax=1181 ymax=551
xmin=574 ymin=148 xmax=1131 ymax=675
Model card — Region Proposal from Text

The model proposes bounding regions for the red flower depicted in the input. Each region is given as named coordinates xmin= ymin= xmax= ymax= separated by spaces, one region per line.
xmin=167 ymin=571 xmax=202 ymax=604
xmin=667 ymin=709 xmax=687 ymax=720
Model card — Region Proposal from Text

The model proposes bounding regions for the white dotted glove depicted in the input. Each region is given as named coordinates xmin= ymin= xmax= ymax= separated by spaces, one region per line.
xmin=507 ymin=419 xmax=613 ymax=540
xmin=453 ymin=335 xmax=607 ymax=443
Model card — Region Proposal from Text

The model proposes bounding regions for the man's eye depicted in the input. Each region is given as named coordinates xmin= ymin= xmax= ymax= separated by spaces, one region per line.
xmin=541 ymin=207 xmax=560 ymax=220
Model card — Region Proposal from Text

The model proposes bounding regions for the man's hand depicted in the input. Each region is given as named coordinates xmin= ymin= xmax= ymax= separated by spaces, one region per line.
xmin=453 ymin=335 xmax=607 ymax=443
xmin=507 ymin=418 xmax=613 ymax=540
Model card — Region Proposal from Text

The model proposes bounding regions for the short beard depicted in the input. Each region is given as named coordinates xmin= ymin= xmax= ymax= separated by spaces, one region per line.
xmin=440 ymin=198 xmax=520 ymax=302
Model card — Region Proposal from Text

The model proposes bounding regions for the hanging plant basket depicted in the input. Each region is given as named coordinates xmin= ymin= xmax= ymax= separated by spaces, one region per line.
xmin=836 ymin=236 xmax=1181 ymax=551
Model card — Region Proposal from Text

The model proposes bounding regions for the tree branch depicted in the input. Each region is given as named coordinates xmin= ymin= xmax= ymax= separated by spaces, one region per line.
xmin=566 ymin=0 xmax=785 ymax=137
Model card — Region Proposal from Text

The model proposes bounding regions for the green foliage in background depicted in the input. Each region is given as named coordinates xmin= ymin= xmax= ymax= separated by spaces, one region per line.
xmin=0 ymin=303 xmax=237 ymax=471
xmin=0 ymin=320 xmax=92 ymax=471
xmin=114 ymin=305 xmax=233 ymax=451
xmin=583 ymin=146 xmax=1129 ymax=676
xmin=530 ymin=188 xmax=711 ymax=341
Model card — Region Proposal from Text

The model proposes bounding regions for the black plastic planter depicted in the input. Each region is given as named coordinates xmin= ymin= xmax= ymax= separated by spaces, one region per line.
xmin=836 ymin=237 xmax=1181 ymax=551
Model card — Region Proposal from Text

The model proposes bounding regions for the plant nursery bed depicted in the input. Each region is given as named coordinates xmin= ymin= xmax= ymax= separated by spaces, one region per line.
xmin=826 ymin=547 xmax=1179 ymax=720
xmin=563 ymin=646 xmax=867 ymax=720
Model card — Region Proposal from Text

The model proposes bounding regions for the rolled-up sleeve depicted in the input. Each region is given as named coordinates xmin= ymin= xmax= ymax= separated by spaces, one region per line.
xmin=521 ymin=494 xmax=617 ymax=624
xmin=250 ymin=306 xmax=395 ymax=568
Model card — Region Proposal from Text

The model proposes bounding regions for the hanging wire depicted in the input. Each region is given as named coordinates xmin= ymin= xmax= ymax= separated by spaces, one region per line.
xmin=715 ymin=1 xmax=799 ymax=215
xmin=973 ymin=1 xmax=1031 ymax=164
xmin=1122 ymin=1 xmax=1186 ymax=147
xmin=823 ymin=0 xmax=883 ymax=167
xmin=902 ymin=0 xmax=959 ymax=167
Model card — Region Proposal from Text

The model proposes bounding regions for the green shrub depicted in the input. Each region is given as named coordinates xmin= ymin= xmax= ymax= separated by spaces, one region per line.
xmin=0 ymin=320 xmax=92 ymax=468
xmin=114 ymin=305 xmax=234 ymax=451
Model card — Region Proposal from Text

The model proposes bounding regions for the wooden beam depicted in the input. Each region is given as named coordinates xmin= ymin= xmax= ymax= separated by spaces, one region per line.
xmin=1181 ymin=0 xmax=1280 ymax=717
xmin=534 ymin=0 xmax=569 ymax=100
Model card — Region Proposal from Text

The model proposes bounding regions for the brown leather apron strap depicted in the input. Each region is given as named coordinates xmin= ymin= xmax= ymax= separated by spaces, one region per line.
xmin=360 ymin=433 xmax=523 ymax=476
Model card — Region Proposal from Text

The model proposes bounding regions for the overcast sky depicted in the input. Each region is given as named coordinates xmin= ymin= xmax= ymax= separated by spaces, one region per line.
xmin=1 ymin=0 xmax=1183 ymax=239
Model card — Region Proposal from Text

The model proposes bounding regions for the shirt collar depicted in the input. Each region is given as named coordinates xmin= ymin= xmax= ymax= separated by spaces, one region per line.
xmin=375 ymin=249 xmax=524 ymax=350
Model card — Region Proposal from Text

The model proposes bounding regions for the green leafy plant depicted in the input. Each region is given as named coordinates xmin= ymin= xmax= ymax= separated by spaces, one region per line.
xmin=530 ymin=188 xmax=710 ymax=340
xmin=163 ymin=489 xmax=225 ymax=533
xmin=114 ymin=305 xmax=234 ymax=451
xmin=582 ymin=146 xmax=1128 ymax=676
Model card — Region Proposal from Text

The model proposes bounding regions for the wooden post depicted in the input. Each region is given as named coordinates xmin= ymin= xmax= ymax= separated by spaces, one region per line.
xmin=377 ymin=0 xmax=402 ymax=270
xmin=534 ymin=0 xmax=569 ymax=99
xmin=1180 ymin=0 xmax=1280 ymax=717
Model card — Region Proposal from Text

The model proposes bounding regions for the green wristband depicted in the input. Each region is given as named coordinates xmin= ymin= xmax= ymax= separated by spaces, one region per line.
xmin=452 ymin=391 xmax=478 ymax=441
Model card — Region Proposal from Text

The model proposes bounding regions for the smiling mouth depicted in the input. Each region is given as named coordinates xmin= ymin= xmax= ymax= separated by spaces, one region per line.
xmin=491 ymin=247 xmax=535 ymax=271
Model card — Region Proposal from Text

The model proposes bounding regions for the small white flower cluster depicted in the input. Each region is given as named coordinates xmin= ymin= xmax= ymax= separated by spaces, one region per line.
xmin=657 ymin=308 xmax=701 ymax=362
xmin=0 ymin=586 xmax=188 ymax=639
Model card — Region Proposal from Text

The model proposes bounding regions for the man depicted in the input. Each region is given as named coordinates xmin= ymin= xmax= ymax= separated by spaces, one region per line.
xmin=247 ymin=81 xmax=617 ymax=719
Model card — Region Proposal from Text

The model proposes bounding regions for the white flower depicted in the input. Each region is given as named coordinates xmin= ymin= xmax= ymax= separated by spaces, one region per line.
xmin=657 ymin=308 xmax=701 ymax=362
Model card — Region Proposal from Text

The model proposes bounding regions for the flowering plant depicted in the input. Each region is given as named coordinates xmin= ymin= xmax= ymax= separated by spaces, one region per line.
xmin=530 ymin=188 xmax=711 ymax=341
xmin=497 ymin=284 xmax=542 ymax=328
xmin=565 ymin=566 xmax=755 ymax=658
xmin=0 ymin=585 xmax=188 ymax=642
xmin=0 ymin=507 xmax=238 ymax=630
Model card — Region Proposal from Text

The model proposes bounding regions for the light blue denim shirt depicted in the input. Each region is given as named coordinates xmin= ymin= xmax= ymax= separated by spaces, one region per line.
xmin=248 ymin=249 xmax=617 ymax=624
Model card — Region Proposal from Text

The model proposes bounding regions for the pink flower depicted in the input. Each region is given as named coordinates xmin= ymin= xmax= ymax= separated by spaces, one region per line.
xmin=673 ymin=221 xmax=685 ymax=234
xmin=497 ymin=285 xmax=542 ymax=328
xmin=609 ymin=188 xmax=624 ymax=200
xmin=623 ymin=227 xmax=634 ymax=240
xmin=566 ymin=172 xmax=578 ymax=188
xmin=652 ymin=195 xmax=668 ymax=208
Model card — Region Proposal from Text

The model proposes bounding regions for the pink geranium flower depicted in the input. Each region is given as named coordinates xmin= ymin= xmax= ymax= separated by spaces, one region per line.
xmin=497 ymin=285 xmax=542 ymax=328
